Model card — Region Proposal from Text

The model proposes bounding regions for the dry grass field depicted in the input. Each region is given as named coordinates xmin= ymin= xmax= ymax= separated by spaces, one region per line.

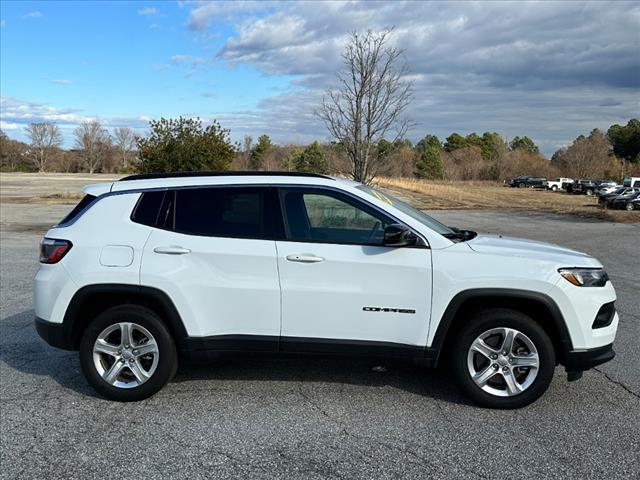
xmin=374 ymin=177 xmax=640 ymax=223
xmin=0 ymin=173 xmax=120 ymax=204
xmin=0 ymin=173 xmax=638 ymax=223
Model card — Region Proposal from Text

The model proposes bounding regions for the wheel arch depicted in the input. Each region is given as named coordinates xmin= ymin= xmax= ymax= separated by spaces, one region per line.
xmin=430 ymin=289 xmax=572 ymax=366
xmin=62 ymin=284 xmax=188 ymax=350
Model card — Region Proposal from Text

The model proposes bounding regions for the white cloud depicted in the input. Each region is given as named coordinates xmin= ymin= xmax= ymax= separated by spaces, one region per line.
xmin=51 ymin=79 xmax=72 ymax=85
xmin=187 ymin=1 xmax=272 ymax=31
xmin=170 ymin=54 xmax=205 ymax=65
xmin=23 ymin=11 xmax=43 ymax=19
xmin=0 ymin=97 xmax=152 ymax=145
xmin=0 ymin=120 xmax=18 ymax=130
xmin=200 ymin=91 xmax=216 ymax=98
xmin=1 ymin=19 xmax=6 ymax=28
xmin=138 ymin=7 xmax=158 ymax=16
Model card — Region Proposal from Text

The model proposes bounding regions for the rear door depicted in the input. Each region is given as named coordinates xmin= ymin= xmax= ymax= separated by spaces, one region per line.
xmin=275 ymin=186 xmax=432 ymax=351
xmin=138 ymin=186 xmax=281 ymax=345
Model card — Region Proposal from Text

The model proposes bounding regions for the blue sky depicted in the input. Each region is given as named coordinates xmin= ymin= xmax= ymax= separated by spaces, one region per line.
xmin=1 ymin=1 xmax=639 ymax=156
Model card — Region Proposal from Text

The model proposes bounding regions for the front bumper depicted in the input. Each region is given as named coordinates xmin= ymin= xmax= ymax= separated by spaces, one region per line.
xmin=565 ymin=343 xmax=615 ymax=372
xmin=35 ymin=317 xmax=72 ymax=350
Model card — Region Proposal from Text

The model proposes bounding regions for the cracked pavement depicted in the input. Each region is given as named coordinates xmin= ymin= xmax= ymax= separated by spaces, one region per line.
xmin=1 ymin=203 xmax=639 ymax=479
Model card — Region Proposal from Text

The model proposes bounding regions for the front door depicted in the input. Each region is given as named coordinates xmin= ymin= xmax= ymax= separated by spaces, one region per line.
xmin=275 ymin=187 xmax=432 ymax=351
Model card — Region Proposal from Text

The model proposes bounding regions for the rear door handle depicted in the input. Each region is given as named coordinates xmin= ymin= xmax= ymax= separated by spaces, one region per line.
xmin=286 ymin=254 xmax=324 ymax=264
xmin=153 ymin=246 xmax=191 ymax=255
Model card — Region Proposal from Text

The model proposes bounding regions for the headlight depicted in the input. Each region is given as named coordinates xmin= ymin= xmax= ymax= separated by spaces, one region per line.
xmin=558 ymin=268 xmax=609 ymax=287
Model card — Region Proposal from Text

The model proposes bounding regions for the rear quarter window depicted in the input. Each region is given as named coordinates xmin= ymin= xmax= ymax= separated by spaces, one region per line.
xmin=131 ymin=191 xmax=167 ymax=227
xmin=57 ymin=194 xmax=96 ymax=226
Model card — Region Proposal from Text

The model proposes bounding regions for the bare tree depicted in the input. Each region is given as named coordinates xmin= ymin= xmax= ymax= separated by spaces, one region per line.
xmin=24 ymin=123 xmax=63 ymax=172
xmin=74 ymin=120 xmax=111 ymax=173
xmin=317 ymin=29 xmax=413 ymax=183
xmin=241 ymin=135 xmax=253 ymax=170
xmin=113 ymin=127 xmax=136 ymax=169
xmin=552 ymin=129 xmax=616 ymax=179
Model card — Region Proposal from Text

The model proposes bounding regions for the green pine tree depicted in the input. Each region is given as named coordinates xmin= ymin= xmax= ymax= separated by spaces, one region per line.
xmin=293 ymin=141 xmax=329 ymax=174
xmin=415 ymin=145 xmax=444 ymax=179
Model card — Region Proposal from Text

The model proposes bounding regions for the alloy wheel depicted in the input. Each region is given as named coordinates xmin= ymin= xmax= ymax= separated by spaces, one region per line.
xmin=467 ymin=327 xmax=539 ymax=397
xmin=92 ymin=322 xmax=159 ymax=389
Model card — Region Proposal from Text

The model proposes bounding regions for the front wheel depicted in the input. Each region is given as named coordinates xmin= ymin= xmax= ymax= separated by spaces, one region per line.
xmin=452 ymin=309 xmax=555 ymax=408
xmin=551 ymin=185 xmax=558 ymax=192
xmin=79 ymin=305 xmax=177 ymax=401
xmin=626 ymin=203 xmax=635 ymax=211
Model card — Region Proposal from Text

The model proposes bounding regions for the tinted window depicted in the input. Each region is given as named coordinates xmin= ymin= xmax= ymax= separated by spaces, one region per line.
xmin=280 ymin=189 xmax=391 ymax=245
xmin=131 ymin=191 xmax=166 ymax=227
xmin=172 ymin=187 xmax=267 ymax=239
xmin=58 ymin=194 xmax=96 ymax=226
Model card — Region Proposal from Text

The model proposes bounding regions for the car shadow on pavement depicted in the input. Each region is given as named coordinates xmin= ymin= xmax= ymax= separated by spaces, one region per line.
xmin=1 ymin=310 xmax=472 ymax=406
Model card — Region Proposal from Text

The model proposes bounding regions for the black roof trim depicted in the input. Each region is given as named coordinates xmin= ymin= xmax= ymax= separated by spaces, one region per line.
xmin=120 ymin=171 xmax=334 ymax=181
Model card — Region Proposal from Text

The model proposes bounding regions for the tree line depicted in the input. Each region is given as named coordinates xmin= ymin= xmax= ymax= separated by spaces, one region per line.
xmin=1 ymin=117 xmax=639 ymax=181
xmin=0 ymin=120 xmax=137 ymax=174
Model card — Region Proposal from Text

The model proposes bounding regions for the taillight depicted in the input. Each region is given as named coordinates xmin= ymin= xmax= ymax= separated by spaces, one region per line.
xmin=40 ymin=238 xmax=72 ymax=264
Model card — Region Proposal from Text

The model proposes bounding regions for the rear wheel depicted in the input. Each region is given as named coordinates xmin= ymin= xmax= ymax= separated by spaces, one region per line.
xmin=518 ymin=183 xmax=525 ymax=188
xmin=551 ymin=185 xmax=558 ymax=192
xmin=585 ymin=188 xmax=594 ymax=196
xmin=452 ymin=309 xmax=555 ymax=408
xmin=626 ymin=203 xmax=635 ymax=211
xmin=79 ymin=305 xmax=177 ymax=401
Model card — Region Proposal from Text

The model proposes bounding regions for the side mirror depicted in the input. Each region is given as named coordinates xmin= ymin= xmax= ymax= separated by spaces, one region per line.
xmin=383 ymin=224 xmax=418 ymax=247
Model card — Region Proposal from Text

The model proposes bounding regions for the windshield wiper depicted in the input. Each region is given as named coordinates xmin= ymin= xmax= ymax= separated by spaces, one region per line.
xmin=444 ymin=227 xmax=477 ymax=242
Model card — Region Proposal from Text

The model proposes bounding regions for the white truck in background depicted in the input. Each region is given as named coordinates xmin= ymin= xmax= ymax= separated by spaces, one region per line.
xmin=623 ymin=177 xmax=640 ymax=188
xmin=544 ymin=177 xmax=573 ymax=191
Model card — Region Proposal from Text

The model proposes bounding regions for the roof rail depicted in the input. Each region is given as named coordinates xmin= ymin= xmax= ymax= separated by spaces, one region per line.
xmin=120 ymin=171 xmax=334 ymax=181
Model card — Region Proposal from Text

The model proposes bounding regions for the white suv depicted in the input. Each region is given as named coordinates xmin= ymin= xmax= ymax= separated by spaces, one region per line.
xmin=34 ymin=172 xmax=618 ymax=408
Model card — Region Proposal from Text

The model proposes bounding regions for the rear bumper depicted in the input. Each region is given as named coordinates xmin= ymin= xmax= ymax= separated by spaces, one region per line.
xmin=35 ymin=317 xmax=72 ymax=350
xmin=564 ymin=343 xmax=615 ymax=372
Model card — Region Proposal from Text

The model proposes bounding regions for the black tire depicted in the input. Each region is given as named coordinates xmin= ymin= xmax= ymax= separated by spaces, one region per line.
xmin=585 ymin=188 xmax=594 ymax=196
xmin=551 ymin=185 xmax=558 ymax=192
xmin=518 ymin=183 xmax=525 ymax=188
xmin=627 ymin=203 xmax=635 ymax=211
xmin=452 ymin=308 xmax=555 ymax=409
xmin=79 ymin=305 xmax=177 ymax=401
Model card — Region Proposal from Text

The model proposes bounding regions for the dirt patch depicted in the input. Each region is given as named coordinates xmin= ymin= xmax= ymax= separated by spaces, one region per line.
xmin=2 ymin=193 xmax=84 ymax=205
xmin=1 ymin=223 xmax=55 ymax=234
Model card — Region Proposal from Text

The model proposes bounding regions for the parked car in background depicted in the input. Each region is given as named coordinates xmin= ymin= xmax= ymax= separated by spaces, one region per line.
xmin=597 ymin=184 xmax=622 ymax=196
xmin=598 ymin=187 xmax=638 ymax=206
xmin=509 ymin=176 xmax=547 ymax=188
xmin=568 ymin=179 xmax=600 ymax=196
xmin=544 ymin=177 xmax=573 ymax=192
xmin=598 ymin=180 xmax=618 ymax=190
xmin=622 ymin=177 xmax=640 ymax=188
xmin=609 ymin=191 xmax=640 ymax=210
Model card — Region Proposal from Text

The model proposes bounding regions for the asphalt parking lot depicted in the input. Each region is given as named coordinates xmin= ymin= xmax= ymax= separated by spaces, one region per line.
xmin=1 ymin=201 xmax=639 ymax=479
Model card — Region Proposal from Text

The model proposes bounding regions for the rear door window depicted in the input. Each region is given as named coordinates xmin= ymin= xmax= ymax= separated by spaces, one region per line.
xmin=170 ymin=187 xmax=270 ymax=239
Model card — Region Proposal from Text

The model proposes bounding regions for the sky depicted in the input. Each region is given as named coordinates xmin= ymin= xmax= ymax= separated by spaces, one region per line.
xmin=1 ymin=0 xmax=639 ymax=157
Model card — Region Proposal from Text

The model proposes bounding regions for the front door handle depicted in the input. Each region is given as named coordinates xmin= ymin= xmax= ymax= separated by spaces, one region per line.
xmin=153 ymin=246 xmax=191 ymax=255
xmin=286 ymin=254 xmax=324 ymax=264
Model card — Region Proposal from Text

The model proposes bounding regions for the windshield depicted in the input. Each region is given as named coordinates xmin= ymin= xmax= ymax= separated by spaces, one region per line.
xmin=356 ymin=185 xmax=455 ymax=236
